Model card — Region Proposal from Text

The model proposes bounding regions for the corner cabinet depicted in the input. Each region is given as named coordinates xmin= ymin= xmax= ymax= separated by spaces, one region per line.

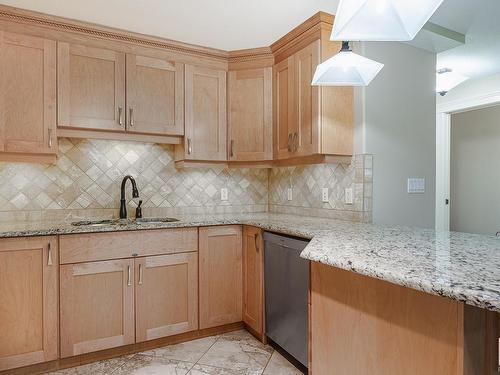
xmin=176 ymin=65 xmax=227 ymax=163
xmin=228 ymin=67 xmax=273 ymax=162
xmin=199 ymin=226 xmax=243 ymax=329
xmin=273 ymin=36 xmax=353 ymax=161
xmin=0 ymin=236 xmax=58 ymax=372
xmin=0 ymin=31 xmax=58 ymax=163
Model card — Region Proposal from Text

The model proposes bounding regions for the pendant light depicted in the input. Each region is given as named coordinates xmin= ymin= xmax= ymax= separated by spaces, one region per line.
xmin=331 ymin=0 xmax=444 ymax=41
xmin=436 ymin=68 xmax=469 ymax=96
xmin=312 ymin=41 xmax=384 ymax=86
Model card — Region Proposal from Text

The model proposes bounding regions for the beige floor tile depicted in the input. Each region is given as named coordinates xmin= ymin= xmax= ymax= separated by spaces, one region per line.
xmin=188 ymin=364 xmax=260 ymax=374
xmin=44 ymin=356 xmax=130 ymax=375
xmin=140 ymin=336 xmax=218 ymax=363
xmin=112 ymin=354 xmax=194 ymax=375
xmin=263 ymin=352 xmax=303 ymax=375
xmin=197 ymin=330 xmax=272 ymax=373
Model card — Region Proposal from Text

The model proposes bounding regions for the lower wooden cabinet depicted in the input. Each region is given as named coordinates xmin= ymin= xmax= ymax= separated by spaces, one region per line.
xmin=0 ymin=236 xmax=58 ymax=371
xmin=199 ymin=226 xmax=243 ymax=329
xmin=242 ymin=226 xmax=264 ymax=337
xmin=135 ymin=253 xmax=198 ymax=342
xmin=60 ymin=259 xmax=135 ymax=358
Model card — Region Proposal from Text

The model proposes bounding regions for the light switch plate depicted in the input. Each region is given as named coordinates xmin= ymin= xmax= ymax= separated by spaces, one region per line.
xmin=287 ymin=187 xmax=293 ymax=201
xmin=221 ymin=188 xmax=228 ymax=201
xmin=407 ymin=178 xmax=425 ymax=194
xmin=322 ymin=188 xmax=329 ymax=203
xmin=345 ymin=188 xmax=353 ymax=204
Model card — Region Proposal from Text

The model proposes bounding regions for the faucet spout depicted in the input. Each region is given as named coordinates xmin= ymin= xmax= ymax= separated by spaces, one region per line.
xmin=120 ymin=175 xmax=139 ymax=219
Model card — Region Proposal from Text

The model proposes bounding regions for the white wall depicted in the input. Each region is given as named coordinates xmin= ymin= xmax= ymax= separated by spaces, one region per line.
xmin=450 ymin=105 xmax=500 ymax=235
xmin=355 ymin=42 xmax=437 ymax=228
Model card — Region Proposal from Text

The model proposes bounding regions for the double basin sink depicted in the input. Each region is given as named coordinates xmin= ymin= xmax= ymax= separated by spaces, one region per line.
xmin=71 ymin=217 xmax=179 ymax=227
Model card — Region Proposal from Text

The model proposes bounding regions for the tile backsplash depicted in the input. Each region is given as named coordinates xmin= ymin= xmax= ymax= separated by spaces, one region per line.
xmin=0 ymin=138 xmax=372 ymax=223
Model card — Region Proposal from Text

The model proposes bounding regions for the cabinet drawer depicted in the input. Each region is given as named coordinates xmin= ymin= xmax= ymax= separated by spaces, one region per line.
xmin=60 ymin=228 xmax=198 ymax=264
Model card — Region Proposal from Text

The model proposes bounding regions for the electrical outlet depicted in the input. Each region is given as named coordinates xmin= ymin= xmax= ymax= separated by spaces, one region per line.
xmin=322 ymin=188 xmax=329 ymax=203
xmin=345 ymin=188 xmax=353 ymax=204
xmin=221 ymin=188 xmax=228 ymax=201
xmin=287 ymin=187 xmax=293 ymax=201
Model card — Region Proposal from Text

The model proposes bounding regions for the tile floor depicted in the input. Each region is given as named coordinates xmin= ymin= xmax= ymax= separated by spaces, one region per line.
xmin=46 ymin=330 xmax=304 ymax=375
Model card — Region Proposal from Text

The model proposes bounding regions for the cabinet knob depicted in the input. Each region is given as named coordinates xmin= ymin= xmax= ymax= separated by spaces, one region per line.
xmin=138 ymin=263 xmax=143 ymax=285
xmin=187 ymin=138 xmax=192 ymax=155
xmin=47 ymin=242 xmax=53 ymax=266
xmin=48 ymin=129 xmax=53 ymax=148
xmin=129 ymin=108 xmax=134 ymax=127
xmin=118 ymin=107 xmax=123 ymax=126
xmin=230 ymin=140 xmax=234 ymax=158
xmin=127 ymin=265 xmax=132 ymax=286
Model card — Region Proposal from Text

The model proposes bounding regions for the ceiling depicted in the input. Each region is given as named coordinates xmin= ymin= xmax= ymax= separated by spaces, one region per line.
xmin=1 ymin=0 xmax=498 ymax=80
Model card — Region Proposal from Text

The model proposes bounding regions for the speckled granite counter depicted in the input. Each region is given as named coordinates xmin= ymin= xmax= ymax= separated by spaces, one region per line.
xmin=0 ymin=212 xmax=498 ymax=313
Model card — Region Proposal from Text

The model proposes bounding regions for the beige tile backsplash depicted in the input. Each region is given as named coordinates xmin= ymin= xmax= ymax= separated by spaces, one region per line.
xmin=0 ymin=138 xmax=372 ymax=223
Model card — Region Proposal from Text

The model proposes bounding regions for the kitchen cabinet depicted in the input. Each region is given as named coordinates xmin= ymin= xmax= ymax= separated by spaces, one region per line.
xmin=228 ymin=68 xmax=273 ymax=161
xmin=199 ymin=226 xmax=243 ymax=329
xmin=242 ymin=226 xmax=264 ymax=339
xmin=0 ymin=31 xmax=57 ymax=163
xmin=126 ymin=54 xmax=184 ymax=136
xmin=273 ymin=38 xmax=353 ymax=162
xmin=60 ymin=258 xmax=135 ymax=358
xmin=0 ymin=236 xmax=58 ymax=371
xmin=135 ymin=253 xmax=198 ymax=342
xmin=177 ymin=65 xmax=227 ymax=163
xmin=273 ymin=56 xmax=295 ymax=160
xmin=57 ymin=42 xmax=126 ymax=132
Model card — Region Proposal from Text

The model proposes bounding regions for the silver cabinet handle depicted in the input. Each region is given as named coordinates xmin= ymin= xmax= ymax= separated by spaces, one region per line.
xmin=187 ymin=138 xmax=192 ymax=155
xmin=118 ymin=107 xmax=123 ymax=126
xmin=254 ymin=233 xmax=259 ymax=252
xmin=48 ymin=129 xmax=53 ymax=148
xmin=138 ymin=263 xmax=143 ymax=285
xmin=129 ymin=108 xmax=134 ymax=127
xmin=293 ymin=132 xmax=298 ymax=152
xmin=287 ymin=134 xmax=292 ymax=152
xmin=127 ymin=265 xmax=131 ymax=286
xmin=230 ymin=140 xmax=234 ymax=158
xmin=47 ymin=242 xmax=53 ymax=266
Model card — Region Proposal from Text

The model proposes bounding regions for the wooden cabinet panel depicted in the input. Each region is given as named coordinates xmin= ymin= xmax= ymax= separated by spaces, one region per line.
xmin=135 ymin=253 xmax=198 ymax=342
xmin=311 ymin=262 xmax=464 ymax=375
xmin=199 ymin=226 xmax=242 ymax=329
xmin=273 ymin=56 xmax=295 ymax=160
xmin=0 ymin=31 xmax=57 ymax=157
xmin=60 ymin=259 xmax=135 ymax=358
xmin=0 ymin=236 xmax=58 ymax=371
xmin=242 ymin=226 xmax=264 ymax=337
xmin=59 ymin=228 xmax=198 ymax=264
xmin=126 ymin=54 xmax=184 ymax=136
xmin=183 ymin=65 xmax=227 ymax=161
xmin=294 ymin=40 xmax=320 ymax=157
xmin=228 ymin=68 xmax=272 ymax=161
xmin=57 ymin=42 xmax=125 ymax=131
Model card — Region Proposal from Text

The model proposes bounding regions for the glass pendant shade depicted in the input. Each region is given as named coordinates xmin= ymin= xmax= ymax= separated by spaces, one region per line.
xmin=331 ymin=0 xmax=444 ymax=41
xmin=312 ymin=43 xmax=384 ymax=86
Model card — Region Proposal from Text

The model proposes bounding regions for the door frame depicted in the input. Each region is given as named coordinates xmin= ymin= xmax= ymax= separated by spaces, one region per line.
xmin=435 ymin=90 xmax=500 ymax=231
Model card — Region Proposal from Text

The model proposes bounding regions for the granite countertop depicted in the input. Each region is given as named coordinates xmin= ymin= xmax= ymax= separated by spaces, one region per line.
xmin=0 ymin=212 xmax=498 ymax=313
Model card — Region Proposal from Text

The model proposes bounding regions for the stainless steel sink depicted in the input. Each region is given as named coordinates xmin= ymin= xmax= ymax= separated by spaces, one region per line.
xmin=135 ymin=217 xmax=179 ymax=224
xmin=71 ymin=219 xmax=120 ymax=227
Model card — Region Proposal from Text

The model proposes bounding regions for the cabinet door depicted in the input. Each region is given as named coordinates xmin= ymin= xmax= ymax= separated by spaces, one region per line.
xmin=60 ymin=259 xmax=135 ymax=358
xmin=273 ymin=56 xmax=295 ymax=160
xmin=57 ymin=42 xmax=125 ymax=131
xmin=184 ymin=65 xmax=227 ymax=161
xmin=0 ymin=31 xmax=57 ymax=155
xmin=199 ymin=226 xmax=242 ymax=329
xmin=135 ymin=253 xmax=198 ymax=342
xmin=242 ymin=226 xmax=264 ymax=337
xmin=294 ymin=40 xmax=320 ymax=156
xmin=228 ymin=68 xmax=272 ymax=161
xmin=0 ymin=237 xmax=58 ymax=372
xmin=126 ymin=55 xmax=184 ymax=136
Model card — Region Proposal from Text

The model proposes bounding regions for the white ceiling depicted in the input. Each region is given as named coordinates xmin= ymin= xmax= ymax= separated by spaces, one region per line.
xmin=1 ymin=0 xmax=498 ymax=81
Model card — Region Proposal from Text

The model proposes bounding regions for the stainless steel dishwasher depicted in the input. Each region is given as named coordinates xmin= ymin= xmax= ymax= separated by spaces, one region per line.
xmin=264 ymin=232 xmax=309 ymax=369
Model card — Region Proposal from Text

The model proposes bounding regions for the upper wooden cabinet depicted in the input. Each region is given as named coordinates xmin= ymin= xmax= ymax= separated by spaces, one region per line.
xmin=0 ymin=236 xmax=58 ymax=372
xmin=58 ymin=42 xmax=184 ymax=140
xmin=228 ymin=67 xmax=272 ymax=161
xmin=273 ymin=23 xmax=354 ymax=161
xmin=199 ymin=226 xmax=242 ymax=329
xmin=57 ymin=43 xmax=126 ymax=132
xmin=0 ymin=31 xmax=57 ymax=163
xmin=177 ymin=65 xmax=227 ymax=162
xmin=126 ymin=55 xmax=184 ymax=136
